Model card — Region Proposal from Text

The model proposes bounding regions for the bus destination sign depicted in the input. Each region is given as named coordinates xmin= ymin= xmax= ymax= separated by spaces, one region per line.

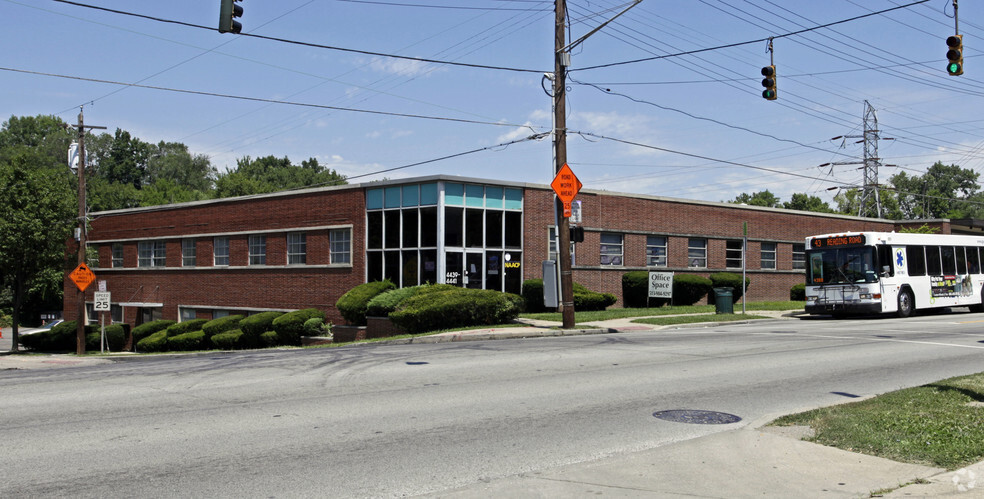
xmin=811 ymin=234 xmax=866 ymax=249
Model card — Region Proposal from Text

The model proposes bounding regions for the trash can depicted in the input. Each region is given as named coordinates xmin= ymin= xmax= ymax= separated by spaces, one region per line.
xmin=713 ymin=288 xmax=733 ymax=314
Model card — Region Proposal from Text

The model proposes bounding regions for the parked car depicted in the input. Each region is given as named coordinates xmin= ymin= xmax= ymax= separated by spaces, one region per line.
xmin=20 ymin=319 xmax=64 ymax=335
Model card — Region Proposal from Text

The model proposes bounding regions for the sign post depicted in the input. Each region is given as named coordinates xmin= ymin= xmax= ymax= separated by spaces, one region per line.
xmin=69 ymin=263 xmax=96 ymax=355
xmin=94 ymin=291 xmax=111 ymax=353
xmin=648 ymin=271 xmax=674 ymax=306
xmin=550 ymin=164 xmax=582 ymax=328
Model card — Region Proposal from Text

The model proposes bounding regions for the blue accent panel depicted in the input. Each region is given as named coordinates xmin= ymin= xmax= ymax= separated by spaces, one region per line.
xmin=385 ymin=186 xmax=401 ymax=208
xmin=504 ymin=188 xmax=523 ymax=210
xmin=465 ymin=184 xmax=484 ymax=207
xmin=367 ymin=188 xmax=383 ymax=210
xmin=402 ymin=185 xmax=419 ymax=207
xmin=420 ymin=183 xmax=438 ymax=205
xmin=485 ymin=186 xmax=503 ymax=208
xmin=446 ymin=183 xmax=464 ymax=206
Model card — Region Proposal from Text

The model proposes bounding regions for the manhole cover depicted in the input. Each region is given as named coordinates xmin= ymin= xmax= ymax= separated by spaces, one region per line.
xmin=653 ymin=410 xmax=742 ymax=425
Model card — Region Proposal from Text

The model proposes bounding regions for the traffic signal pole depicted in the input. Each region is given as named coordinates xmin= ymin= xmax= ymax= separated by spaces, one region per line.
xmin=554 ymin=0 xmax=575 ymax=329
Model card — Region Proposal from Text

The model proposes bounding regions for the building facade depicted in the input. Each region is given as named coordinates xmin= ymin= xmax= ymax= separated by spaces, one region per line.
xmin=65 ymin=175 xmax=904 ymax=327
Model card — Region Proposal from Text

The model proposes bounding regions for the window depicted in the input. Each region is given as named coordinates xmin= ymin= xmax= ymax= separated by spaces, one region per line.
xmin=214 ymin=237 xmax=229 ymax=266
xmin=330 ymin=228 xmax=351 ymax=264
xmin=646 ymin=236 xmax=667 ymax=267
xmin=249 ymin=235 xmax=266 ymax=265
xmin=112 ymin=243 xmax=123 ymax=268
xmin=726 ymin=240 xmax=744 ymax=269
xmin=182 ymin=239 xmax=196 ymax=267
xmin=792 ymin=243 xmax=806 ymax=270
xmin=600 ymin=233 xmax=623 ymax=265
xmin=907 ymin=245 xmax=926 ymax=276
xmin=760 ymin=242 xmax=776 ymax=270
xmin=138 ymin=241 xmax=166 ymax=267
xmin=926 ymin=245 xmax=942 ymax=276
xmin=287 ymin=233 xmax=307 ymax=265
xmin=688 ymin=238 xmax=707 ymax=268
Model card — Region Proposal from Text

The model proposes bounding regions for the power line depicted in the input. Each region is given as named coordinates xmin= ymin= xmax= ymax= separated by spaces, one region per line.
xmin=52 ymin=0 xmax=547 ymax=74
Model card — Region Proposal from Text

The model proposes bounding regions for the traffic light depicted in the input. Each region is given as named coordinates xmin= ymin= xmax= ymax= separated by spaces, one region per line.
xmin=218 ymin=0 xmax=243 ymax=34
xmin=570 ymin=226 xmax=584 ymax=243
xmin=947 ymin=35 xmax=963 ymax=76
xmin=761 ymin=65 xmax=777 ymax=100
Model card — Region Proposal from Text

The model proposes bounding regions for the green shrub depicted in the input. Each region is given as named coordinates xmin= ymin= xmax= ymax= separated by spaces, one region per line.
xmin=202 ymin=315 xmax=244 ymax=339
xmin=621 ymin=271 xmax=651 ymax=308
xmin=131 ymin=319 xmax=176 ymax=343
xmin=239 ymin=311 xmax=284 ymax=339
xmin=673 ymin=274 xmax=712 ymax=305
xmin=790 ymin=283 xmax=806 ymax=301
xmin=211 ymin=329 xmax=244 ymax=350
xmin=521 ymin=279 xmax=547 ymax=313
xmin=21 ymin=320 xmax=95 ymax=352
xmin=389 ymin=288 xmax=521 ymax=334
xmin=260 ymin=330 xmax=280 ymax=347
xmin=573 ymin=282 xmax=617 ymax=311
xmin=709 ymin=273 xmax=750 ymax=303
xmin=137 ymin=330 xmax=168 ymax=353
xmin=272 ymin=308 xmax=325 ymax=346
xmin=84 ymin=324 xmax=127 ymax=352
xmin=336 ymin=280 xmax=396 ymax=325
xmin=303 ymin=317 xmax=331 ymax=337
xmin=165 ymin=319 xmax=209 ymax=338
xmin=168 ymin=330 xmax=207 ymax=351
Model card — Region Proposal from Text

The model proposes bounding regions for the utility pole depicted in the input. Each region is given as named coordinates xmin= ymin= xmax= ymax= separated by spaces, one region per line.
xmin=554 ymin=0 xmax=575 ymax=329
xmin=67 ymin=107 xmax=106 ymax=355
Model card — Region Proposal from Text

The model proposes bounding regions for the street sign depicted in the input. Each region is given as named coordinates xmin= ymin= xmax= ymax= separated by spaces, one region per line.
xmin=93 ymin=291 xmax=111 ymax=311
xmin=648 ymin=271 xmax=674 ymax=299
xmin=69 ymin=263 xmax=96 ymax=292
xmin=551 ymin=163 xmax=582 ymax=217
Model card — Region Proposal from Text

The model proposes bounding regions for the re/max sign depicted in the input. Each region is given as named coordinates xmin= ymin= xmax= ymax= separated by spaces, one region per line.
xmin=812 ymin=235 xmax=866 ymax=248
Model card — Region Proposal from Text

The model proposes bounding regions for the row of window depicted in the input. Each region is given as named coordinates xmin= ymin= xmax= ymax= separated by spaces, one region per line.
xmin=906 ymin=245 xmax=984 ymax=276
xmin=554 ymin=231 xmax=805 ymax=270
xmin=115 ymin=229 xmax=352 ymax=268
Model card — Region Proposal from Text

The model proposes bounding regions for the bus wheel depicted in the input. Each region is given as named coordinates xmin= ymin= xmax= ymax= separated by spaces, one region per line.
xmin=897 ymin=289 xmax=914 ymax=318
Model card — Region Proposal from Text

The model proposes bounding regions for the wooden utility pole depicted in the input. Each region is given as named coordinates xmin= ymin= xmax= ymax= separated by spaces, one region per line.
xmin=67 ymin=108 xmax=106 ymax=355
xmin=554 ymin=0 xmax=575 ymax=329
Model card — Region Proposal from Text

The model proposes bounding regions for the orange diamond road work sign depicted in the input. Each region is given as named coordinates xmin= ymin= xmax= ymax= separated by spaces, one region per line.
xmin=69 ymin=263 xmax=96 ymax=292
xmin=551 ymin=163 xmax=582 ymax=217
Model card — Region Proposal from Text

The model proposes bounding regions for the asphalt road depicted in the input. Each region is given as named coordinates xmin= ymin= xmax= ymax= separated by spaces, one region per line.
xmin=2 ymin=312 xmax=983 ymax=497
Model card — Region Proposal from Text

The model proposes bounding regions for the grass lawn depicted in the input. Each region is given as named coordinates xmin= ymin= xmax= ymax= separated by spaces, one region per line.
xmin=771 ymin=372 xmax=984 ymax=470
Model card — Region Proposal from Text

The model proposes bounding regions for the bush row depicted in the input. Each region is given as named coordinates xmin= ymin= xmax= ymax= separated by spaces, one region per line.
xmin=520 ymin=279 xmax=616 ymax=313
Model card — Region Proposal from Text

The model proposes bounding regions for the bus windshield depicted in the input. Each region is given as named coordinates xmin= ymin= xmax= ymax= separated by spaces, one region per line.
xmin=807 ymin=246 xmax=878 ymax=285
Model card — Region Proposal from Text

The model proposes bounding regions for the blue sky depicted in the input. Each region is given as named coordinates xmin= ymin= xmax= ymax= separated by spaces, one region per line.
xmin=2 ymin=0 xmax=981 ymax=205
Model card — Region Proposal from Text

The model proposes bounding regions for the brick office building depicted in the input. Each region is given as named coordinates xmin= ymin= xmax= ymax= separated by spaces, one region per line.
xmin=64 ymin=174 xmax=902 ymax=327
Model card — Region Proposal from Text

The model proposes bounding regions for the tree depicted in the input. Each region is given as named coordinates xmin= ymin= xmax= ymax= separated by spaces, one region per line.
xmin=730 ymin=190 xmax=781 ymax=208
xmin=91 ymin=128 xmax=152 ymax=188
xmin=783 ymin=193 xmax=834 ymax=213
xmin=0 ymin=147 xmax=76 ymax=351
xmin=0 ymin=115 xmax=73 ymax=163
xmin=890 ymin=162 xmax=981 ymax=219
xmin=214 ymin=155 xmax=346 ymax=198
xmin=146 ymin=141 xmax=216 ymax=192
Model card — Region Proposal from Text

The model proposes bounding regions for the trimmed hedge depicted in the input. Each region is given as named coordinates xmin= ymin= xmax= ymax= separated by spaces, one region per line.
xmin=790 ymin=283 xmax=806 ymax=301
xmin=521 ymin=279 xmax=547 ymax=313
xmin=674 ymin=274 xmax=712 ymax=305
xmin=621 ymin=271 xmax=651 ymax=308
xmin=202 ymin=315 xmax=244 ymax=339
xmin=165 ymin=319 xmax=208 ymax=338
xmin=168 ymin=330 xmax=207 ymax=351
xmin=239 ymin=311 xmax=284 ymax=340
xmin=335 ymin=280 xmax=396 ymax=325
xmin=137 ymin=330 xmax=168 ymax=352
xmin=390 ymin=288 xmax=522 ymax=334
xmin=131 ymin=319 xmax=176 ymax=343
xmin=20 ymin=321 xmax=95 ymax=351
xmin=211 ymin=329 xmax=244 ymax=350
xmin=272 ymin=308 xmax=325 ymax=346
xmin=260 ymin=330 xmax=280 ymax=347
xmin=709 ymin=273 xmax=750 ymax=303
xmin=573 ymin=282 xmax=617 ymax=311
xmin=84 ymin=324 xmax=127 ymax=352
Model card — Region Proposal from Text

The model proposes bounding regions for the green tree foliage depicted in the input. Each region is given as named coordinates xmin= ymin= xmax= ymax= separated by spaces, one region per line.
xmin=730 ymin=190 xmax=781 ymax=208
xmin=783 ymin=193 xmax=834 ymax=213
xmin=214 ymin=155 xmax=346 ymax=198
xmin=890 ymin=162 xmax=982 ymax=219
xmin=0 ymin=143 xmax=76 ymax=351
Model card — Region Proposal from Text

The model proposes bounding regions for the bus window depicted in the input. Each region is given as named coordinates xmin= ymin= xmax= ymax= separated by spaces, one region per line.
xmin=877 ymin=245 xmax=894 ymax=277
xmin=969 ymin=246 xmax=981 ymax=274
xmin=907 ymin=245 xmax=926 ymax=276
xmin=942 ymin=246 xmax=956 ymax=275
xmin=956 ymin=247 xmax=968 ymax=274
xmin=926 ymin=246 xmax=942 ymax=276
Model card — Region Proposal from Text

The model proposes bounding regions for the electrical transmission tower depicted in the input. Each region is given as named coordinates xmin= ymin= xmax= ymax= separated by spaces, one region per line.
xmin=827 ymin=100 xmax=893 ymax=218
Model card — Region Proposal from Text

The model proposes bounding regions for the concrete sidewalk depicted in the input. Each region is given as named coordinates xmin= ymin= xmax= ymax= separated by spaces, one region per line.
xmin=3 ymin=313 xmax=982 ymax=497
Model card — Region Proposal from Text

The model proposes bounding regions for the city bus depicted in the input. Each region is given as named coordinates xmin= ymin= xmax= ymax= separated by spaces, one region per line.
xmin=804 ymin=231 xmax=984 ymax=317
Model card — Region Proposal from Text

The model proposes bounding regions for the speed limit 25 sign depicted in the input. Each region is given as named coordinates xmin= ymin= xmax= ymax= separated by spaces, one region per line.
xmin=93 ymin=291 xmax=111 ymax=311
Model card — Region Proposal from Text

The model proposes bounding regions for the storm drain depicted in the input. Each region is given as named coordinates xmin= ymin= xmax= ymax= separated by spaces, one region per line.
xmin=653 ymin=410 xmax=742 ymax=425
